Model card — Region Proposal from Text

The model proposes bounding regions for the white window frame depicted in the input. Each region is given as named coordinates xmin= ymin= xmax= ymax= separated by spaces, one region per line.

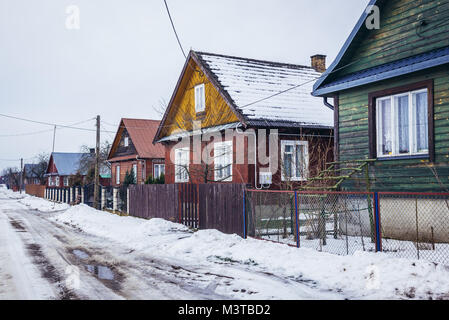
xmin=214 ymin=141 xmax=233 ymax=182
xmin=376 ymin=88 xmax=429 ymax=158
xmin=55 ymin=176 xmax=60 ymax=186
xmin=194 ymin=84 xmax=205 ymax=113
xmin=124 ymin=136 xmax=129 ymax=147
xmin=281 ymin=140 xmax=309 ymax=181
xmin=116 ymin=165 xmax=120 ymax=185
xmin=132 ymin=164 xmax=137 ymax=182
xmin=175 ymin=147 xmax=190 ymax=183
xmin=63 ymin=176 xmax=69 ymax=187
xmin=154 ymin=164 xmax=165 ymax=179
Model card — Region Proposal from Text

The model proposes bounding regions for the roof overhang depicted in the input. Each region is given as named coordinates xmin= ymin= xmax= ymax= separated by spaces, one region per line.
xmin=157 ymin=122 xmax=242 ymax=143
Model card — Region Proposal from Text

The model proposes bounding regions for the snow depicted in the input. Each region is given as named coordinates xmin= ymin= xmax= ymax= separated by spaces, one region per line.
xmin=2 ymin=188 xmax=449 ymax=300
xmin=196 ymin=52 xmax=333 ymax=127
xmin=52 ymin=202 xmax=449 ymax=300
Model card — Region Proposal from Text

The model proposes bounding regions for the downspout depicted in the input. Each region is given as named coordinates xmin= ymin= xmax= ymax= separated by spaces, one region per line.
xmin=323 ymin=97 xmax=334 ymax=110
xmin=236 ymin=124 xmax=263 ymax=190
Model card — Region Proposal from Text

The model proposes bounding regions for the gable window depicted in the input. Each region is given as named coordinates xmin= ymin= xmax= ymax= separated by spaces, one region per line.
xmin=154 ymin=164 xmax=165 ymax=179
xmin=214 ymin=141 xmax=233 ymax=182
xmin=124 ymin=137 xmax=129 ymax=147
xmin=373 ymin=84 xmax=432 ymax=159
xmin=194 ymin=84 xmax=205 ymax=113
xmin=116 ymin=165 xmax=120 ymax=185
xmin=175 ymin=147 xmax=189 ymax=183
xmin=281 ymin=140 xmax=309 ymax=181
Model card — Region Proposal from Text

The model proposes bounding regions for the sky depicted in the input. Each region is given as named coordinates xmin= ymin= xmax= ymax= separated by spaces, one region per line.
xmin=0 ymin=0 xmax=370 ymax=172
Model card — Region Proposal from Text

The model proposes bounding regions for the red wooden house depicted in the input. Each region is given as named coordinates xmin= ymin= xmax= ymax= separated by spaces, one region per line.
xmin=108 ymin=118 xmax=165 ymax=186
xmin=153 ymin=51 xmax=334 ymax=189
xmin=45 ymin=152 xmax=91 ymax=187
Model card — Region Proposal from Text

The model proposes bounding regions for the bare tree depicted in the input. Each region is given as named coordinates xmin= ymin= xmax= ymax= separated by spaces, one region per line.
xmin=29 ymin=152 xmax=50 ymax=185
xmin=79 ymin=140 xmax=112 ymax=185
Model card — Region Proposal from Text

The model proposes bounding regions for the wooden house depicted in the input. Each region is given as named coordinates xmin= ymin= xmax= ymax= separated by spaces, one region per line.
xmin=154 ymin=51 xmax=334 ymax=189
xmin=313 ymin=0 xmax=449 ymax=192
xmin=108 ymin=119 xmax=165 ymax=186
xmin=23 ymin=164 xmax=41 ymax=185
xmin=45 ymin=152 xmax=91 ymax=188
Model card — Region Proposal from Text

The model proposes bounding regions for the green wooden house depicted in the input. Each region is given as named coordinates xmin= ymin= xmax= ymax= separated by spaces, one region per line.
xmin=313 ymin=0 xmax=449 ymax=192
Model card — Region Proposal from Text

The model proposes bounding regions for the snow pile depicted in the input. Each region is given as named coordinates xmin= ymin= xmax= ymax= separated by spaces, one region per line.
xmin=51 ymin=204 xmax=449 ymax=300
xmin=0 ymin=188 xmax=26 ymax=200
xmin=18 ymin=196 xmax=69 ymax=212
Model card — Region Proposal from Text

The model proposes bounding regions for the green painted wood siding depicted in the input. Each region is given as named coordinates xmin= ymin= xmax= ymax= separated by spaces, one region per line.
xmin=339 ymin=67 xmax=449 ymax=192
xmin=336 ymin=0 xmax=449 ymax=77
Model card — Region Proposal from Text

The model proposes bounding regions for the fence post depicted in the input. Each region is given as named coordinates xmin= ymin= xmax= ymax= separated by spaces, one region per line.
xmin=294 ymin=191 xmax=300 ymax=248
xmin=113 ymin=187 xmax=118 ymax=212
xmin=127 ymin=187 xmax=130 ymax=214
xmin=243 ymin=189 xmax=246 ymax=239
xmin=101 ymin=187 xmax=106 ymax=210
xmin=81 ymin=187 xmax=84 ymax=204
xmin=374 ymin=192 xmax=382 ymax=252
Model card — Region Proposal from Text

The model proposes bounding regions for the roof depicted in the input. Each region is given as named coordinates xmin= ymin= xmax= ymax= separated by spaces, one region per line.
xmin=195 ymin=51 xmax=333 ymax=127
xmin=49 ymin=152 xmax=91 ymax=176
xmin=109 ymin=119 xmax=165 ymax=160
xmin=314 ymin=46 xmax=449 ymax=96
xmin=23 ymin=164 xmax=39 ymax=178
xmin=312 ymin=0 xmax=380 ymax=96
xmin=155 ymin=51 xmax=333 ymax=142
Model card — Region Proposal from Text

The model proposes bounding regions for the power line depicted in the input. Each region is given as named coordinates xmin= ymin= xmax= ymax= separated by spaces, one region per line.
xmin=0 ymin=118 xmax=96 ymax=137
xmin=163 ymin=0 xmax=186 ymax=59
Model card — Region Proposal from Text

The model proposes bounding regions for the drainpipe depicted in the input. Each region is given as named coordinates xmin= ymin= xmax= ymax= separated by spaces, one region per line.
xmin=323 ymin=97 xmax=334 ymax=110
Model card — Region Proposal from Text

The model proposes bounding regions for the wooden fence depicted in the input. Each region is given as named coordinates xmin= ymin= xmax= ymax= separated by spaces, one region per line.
xmin=25 ymin=184 xmax=46 ymax=198
xmin=128 ymin=184 xmax=246 ymax=237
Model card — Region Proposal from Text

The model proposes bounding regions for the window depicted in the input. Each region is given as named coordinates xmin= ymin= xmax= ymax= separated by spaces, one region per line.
xmin=154 ymin=164 xmax=165 ymax=179
xmin=124 ymin=136 xmax=129 ymax=147
xmin=281 ymin=140 xmax=309 ymax=181
xmin=116 ymin=165 xmax=120 ymax=185
xmin=376 ymin=89 xmax=428 ymax=158
xmin=175 ymin=148 xmax=189 ymax=183
xmin=194 ymin=84 xmax=205 ymax=113
xmin=55 ymin=176 xmax=60 ymax=186
xmin=63 ymin=177 xmax=69 ymax=187
xmin=132 ymin=164 xmax=137 ymax=182
xmin=49 ymin=177 xmax=54 ymax=186
xmin=214 ymin=141 xmax=233 ymax=182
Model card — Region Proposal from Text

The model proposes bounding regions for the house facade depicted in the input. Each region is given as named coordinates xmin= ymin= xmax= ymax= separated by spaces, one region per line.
xmin=45 ymin=152 xmax=91 ymax=187
xmin=313 ymin=0 xmax=449 ymax=192
xmin=23 ymin=163 xmax=41 ymax=185
xmin=154 ymin=51 xmax=334 ymax=189
xmin=108 ymin=119 xmax=165 ymax=186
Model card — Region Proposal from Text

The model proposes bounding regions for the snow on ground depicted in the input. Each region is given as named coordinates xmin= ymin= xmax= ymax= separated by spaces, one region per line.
xmin=0 ymin=188 xmax=68 ymax=212
xmin=52 ymin=204 xmax=449 ymax=300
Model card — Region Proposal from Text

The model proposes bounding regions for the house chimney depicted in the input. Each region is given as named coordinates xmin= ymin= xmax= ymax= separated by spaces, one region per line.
xmin=311 ymin=54 xmax=326 ymax=73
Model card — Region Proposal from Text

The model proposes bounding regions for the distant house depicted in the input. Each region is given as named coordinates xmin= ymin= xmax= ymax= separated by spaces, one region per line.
xmin=108 ymin=119 xmax=165 ymax=186
xmin=45 ymin=152 xmax=91 ymax=188
xmin=23 ymin=164 xmax=41 ymax=185
xmin=154 ymin=50 xmax=333 ymax=188
xmin=312 ymin=0 xmax=449 ymax=192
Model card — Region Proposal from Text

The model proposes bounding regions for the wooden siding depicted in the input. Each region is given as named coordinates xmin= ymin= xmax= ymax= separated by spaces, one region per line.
xmin=335 ymin=0 xmax=449 ymax=77
xmin=160 ymin=60 xmax=240 ymax=138
xmin=338 ymin=66 xmax=449 ymax=192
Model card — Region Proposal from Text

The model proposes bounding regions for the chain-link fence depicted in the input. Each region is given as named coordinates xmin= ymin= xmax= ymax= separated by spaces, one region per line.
xmin=378 ymin=192 xmax=449 ymax=265
xmin=245 ymin=190 xmax=449 ymax=266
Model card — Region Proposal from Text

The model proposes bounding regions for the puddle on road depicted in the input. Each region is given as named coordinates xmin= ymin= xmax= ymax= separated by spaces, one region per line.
xmin=70 ymin=249 xmax=119 ymax=284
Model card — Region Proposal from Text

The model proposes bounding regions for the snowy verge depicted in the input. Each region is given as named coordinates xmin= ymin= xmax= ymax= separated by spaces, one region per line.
xmin=51 ymin=204 xmax=449 ymax=300
xmin=0 ymin=188 xmax=69 ymax=212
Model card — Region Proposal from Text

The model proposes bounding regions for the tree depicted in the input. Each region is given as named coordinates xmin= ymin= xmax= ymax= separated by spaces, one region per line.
xmin=2 ymin=167 xmax=20 ymax=189
xmin=29 ymin=152 xmax=50 ymax=185
xmin=79 ymin=140 xmax=112 ymax=185
xmin=145 ymin=173 xmax=165 ymax=184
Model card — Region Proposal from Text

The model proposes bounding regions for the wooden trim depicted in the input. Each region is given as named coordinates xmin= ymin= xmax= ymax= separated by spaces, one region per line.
xmin=368 ymin=79 xmax=434 ymax=161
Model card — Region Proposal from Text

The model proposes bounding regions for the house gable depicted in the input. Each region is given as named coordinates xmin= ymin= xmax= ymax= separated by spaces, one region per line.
xmin=157 ymin=57 xmax=240 ymax=140
xmin=108 ymin=122 xmax=138 ymax=160
xmin=45 ymin=155 xmax=58 ymax=175
xmin=314 ymin=0 xmax=449 ymax=95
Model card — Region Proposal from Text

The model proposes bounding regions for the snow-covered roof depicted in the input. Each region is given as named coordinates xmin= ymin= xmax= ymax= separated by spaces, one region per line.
xmin=195 ymin=51 xmax=333 ymax=128
xmin=50 ymin=152 xmax=91 ymax=176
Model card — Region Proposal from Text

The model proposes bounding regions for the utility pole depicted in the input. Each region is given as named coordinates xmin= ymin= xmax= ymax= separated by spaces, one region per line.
xmin=52 ymin=125 xmax=56 ymax=153
xmin=94 ymin=115 xmax=100 ymax=209
xmin=20 ymin=158 xmax=23 ymax=194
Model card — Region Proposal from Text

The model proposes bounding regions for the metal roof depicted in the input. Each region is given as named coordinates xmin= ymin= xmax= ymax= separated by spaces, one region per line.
xmin=49 ymin=152 xmax=91 ymax=176
xmin=314 ymin=46 xmax=449 ymax=96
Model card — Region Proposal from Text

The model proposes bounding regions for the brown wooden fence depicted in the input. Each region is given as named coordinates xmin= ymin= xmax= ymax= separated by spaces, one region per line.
xmin=25 ymin=184 xmax=46 ymax=198
xmin=128 ymin=184 xmax=246 ymax=237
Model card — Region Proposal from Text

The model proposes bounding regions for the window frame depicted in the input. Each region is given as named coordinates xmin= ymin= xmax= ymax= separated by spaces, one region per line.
xmin=63 ymin=176 xmax=69 ymax=187
xmin=214 ymin=140 xmax=233 ymax=182
xmin=280 ymin=140 xmax=309 ymax=182
xmin=368 ymin=80 xmax=434 ymax=161
xmin=116 ymin=165 xmax=120 ymax=185
xmin=194 ymin=84 xmax=206 ymax=113
xmin=175 ymin=147 xmax=190 ymax=183
xmin=154 ymin=163 xmax=165 ymax=179
xmin=124 ymin=136 xmax=129 ymax=147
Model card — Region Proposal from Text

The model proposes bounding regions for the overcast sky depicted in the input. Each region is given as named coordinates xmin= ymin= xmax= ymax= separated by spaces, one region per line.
xmin=0 ymin=0 xmax=370 ymax=172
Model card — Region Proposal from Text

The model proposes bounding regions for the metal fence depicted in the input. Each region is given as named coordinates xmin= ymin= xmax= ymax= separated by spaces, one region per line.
xmin=245 ymin=190 xmax=449 ymax=266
